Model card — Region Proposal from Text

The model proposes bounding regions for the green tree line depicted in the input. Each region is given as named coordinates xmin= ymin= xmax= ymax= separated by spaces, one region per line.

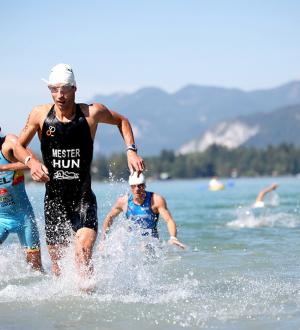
xmin=91 ymin=144 xmax=300 ymax=180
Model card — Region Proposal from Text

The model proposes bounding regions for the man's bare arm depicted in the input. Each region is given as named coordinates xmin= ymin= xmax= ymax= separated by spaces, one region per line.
xmin=91 ymin=103 xmax=145 ymax=174
xmin=14 ymin=107 xmax=49 ymax=182
xmin=154 ymin=194 xmax=186 ymax=249
xmin=0 ymin=162 xmax=28 ymax=171
xmin=100 ymin=196 xmax=127 ymax=241
xmin=0 ymin=134 xmax=30 ymax=171
xmin=255 ymin=183 xmax=278 ymax=202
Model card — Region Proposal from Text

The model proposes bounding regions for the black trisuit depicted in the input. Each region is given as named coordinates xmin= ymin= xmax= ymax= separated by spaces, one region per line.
xmin=41 ymin=104 xmax=97 ymax=245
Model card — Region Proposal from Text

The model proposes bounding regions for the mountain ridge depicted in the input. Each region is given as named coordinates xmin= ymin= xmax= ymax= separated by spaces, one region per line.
xmin=178 ymin=104 xmax=300 ymax=154
xmin=89 ymin=80 xmax=300 ymax=155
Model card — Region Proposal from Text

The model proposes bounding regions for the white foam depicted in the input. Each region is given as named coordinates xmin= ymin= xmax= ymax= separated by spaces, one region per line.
xmin=227 ymin=206 xmax=300 ymax=229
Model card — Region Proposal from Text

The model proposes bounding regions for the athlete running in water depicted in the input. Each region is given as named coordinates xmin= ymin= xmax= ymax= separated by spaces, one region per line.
xmin=0 ymin=128 xmax=42 ymax=271
xmin=100 ymin=172 xmax=185 ymax=249
xmin=13 ymin=64 xmax=144 ymax=278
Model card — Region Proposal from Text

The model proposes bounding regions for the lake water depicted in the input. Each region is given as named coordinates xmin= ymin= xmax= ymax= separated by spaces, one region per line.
xmin=1 ymin=176 xmax=300 ymax=329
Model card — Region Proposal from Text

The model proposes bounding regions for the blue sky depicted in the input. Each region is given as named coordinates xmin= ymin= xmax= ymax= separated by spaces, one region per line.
xmin=1 ymin=0 xmax=300 ymax=133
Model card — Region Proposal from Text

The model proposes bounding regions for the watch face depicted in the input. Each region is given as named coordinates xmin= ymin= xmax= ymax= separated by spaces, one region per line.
xmin=127 ymin=144 xmax=137 ymax=151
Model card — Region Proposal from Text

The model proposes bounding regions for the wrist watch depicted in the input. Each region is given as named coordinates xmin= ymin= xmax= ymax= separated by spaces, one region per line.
xmin=126 ymin=144 xmax=138 ymax=152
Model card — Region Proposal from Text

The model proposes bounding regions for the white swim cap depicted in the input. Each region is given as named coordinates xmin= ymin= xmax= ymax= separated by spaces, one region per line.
xmin=42 ymin=63 xmax=76 ymax=86
xmin=253 ymin=201 xmax=265 ymax=208
xmin=128 ymin=172 xmax=145 ymax=185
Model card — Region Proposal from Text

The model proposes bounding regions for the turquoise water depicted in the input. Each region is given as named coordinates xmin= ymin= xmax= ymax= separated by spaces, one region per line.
xmin=1 ymin=177 xmax=300 ymax=329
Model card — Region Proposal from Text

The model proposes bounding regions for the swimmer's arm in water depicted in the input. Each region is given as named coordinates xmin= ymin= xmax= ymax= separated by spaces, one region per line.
xmin=100 ymin=195 xmax=128 ymax=241
xmin=255 ymin=183 xmax=278 ymax=203
xmin=153 ymin=194 xmax=186 ymax=249
xmin=14 ymin=106 xmax=49 ymax=182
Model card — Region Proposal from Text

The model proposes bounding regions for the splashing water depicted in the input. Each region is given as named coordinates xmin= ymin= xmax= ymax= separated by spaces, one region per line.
xmin=227 ymin=205 xmax=300 ymax=229
xmin=1 ymin=178 xmax=300 ymax=329
xmin=266 ymin=191 xmax=280 ymax=207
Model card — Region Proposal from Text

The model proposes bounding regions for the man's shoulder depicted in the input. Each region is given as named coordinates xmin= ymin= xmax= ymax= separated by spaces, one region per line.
xmin=151 ymin=191 xmax=161 ymax=198
xmin=115 ymin=194 xmax=128 ymax=210
xmin=4 ymin=134 xmax=18 ymax=144
xmin=1 ymin=134 xmax=17 ymax=151
xmin=27 ymin=104 xmax=53 ymax=127
xmin=151 ymin=192 xmax=165 ymax=204
xmin=117 ymin=194 xmax=129 ymax=203
xmin=77 ymin=103 xmax=107 ymax=116
xmin=33 ymin=103 xmax=53 ymax=111
xmin=87 ymin=102 xmax=108 ymax=113
xmin=4 ymin=133 xmax=18 ymax=141
xmin=31 ymin=104 xmax=53 ymax=115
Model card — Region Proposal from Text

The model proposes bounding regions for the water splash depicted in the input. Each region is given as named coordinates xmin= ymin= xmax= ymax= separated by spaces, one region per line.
xmin=265 ymin=191 xmax=280 ymax=207
xmin=2 ymin=179 xmax=300 ymax=328
xmin=227 ymin=206 xmax=300 ymax=229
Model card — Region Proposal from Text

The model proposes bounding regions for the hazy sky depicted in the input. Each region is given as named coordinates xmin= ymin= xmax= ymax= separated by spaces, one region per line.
xmin=1 ymin=0 xmax=300 ymax=133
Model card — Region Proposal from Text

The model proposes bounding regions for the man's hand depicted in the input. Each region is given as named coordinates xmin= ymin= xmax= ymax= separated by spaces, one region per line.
xmin=270 ymin=183 xmax=278 ymax=190
xmin=28 ymin=158 xmax=50 ymax=182
xmin=168 ymin=237 xmax=186 ymax=249
xmin=127 ymin=150 xmax=145 ymax=174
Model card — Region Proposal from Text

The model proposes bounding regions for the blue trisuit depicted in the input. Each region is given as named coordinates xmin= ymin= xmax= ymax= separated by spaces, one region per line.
xmin=126 ymin=191 xmax=159 ymax=238
xmin=0 ymin=143 xmax=40 ymax=250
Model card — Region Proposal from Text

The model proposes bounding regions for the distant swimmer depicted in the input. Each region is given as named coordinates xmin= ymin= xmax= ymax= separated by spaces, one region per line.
xmin=0 ymin=128 xmax=42 ymax=272
xmin=208 ymin=176 xmax=224 ymax=191
xmin=100 ymin=172 xmax=186 ymax=249
xmin=227 ymin=183 xmax=280 ymax=229
xmin=13 ymin=63 xmax=145 ymax=278
xmin=252 ymin=183 xmax=279 ymax=209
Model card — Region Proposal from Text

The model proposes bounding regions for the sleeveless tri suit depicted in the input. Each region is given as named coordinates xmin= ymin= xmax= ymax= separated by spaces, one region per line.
xmin=126 ymin=191 xmax=159 ymax=238
xmin=0 ymin=137 xmax=40 ymax=249
xmin=41 ymin=104 xmax=97 ymax=245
